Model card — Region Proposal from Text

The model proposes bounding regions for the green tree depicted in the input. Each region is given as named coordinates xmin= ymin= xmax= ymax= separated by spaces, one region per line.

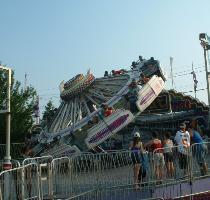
xmin=42 ymin=100 xmax=57 ymax=130
xmin=0 ymin=69 xmax=37 ymax=143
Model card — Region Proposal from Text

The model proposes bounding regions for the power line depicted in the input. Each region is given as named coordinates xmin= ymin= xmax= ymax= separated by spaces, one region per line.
xmin=168 ymin=69 xmax=205 ymax=78
xmin=181 ymin=88 xmax=207 ymax=93
xmin=172 ymin=65 xmax=204 ymax=75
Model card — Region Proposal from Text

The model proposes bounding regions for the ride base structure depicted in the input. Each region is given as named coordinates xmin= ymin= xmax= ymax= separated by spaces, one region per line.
xmin=31 ymin=56 xmax=165 ymax=157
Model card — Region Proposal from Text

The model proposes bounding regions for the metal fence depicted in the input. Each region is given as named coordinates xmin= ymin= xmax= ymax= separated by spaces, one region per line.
xmin=22 ymin=155 xmax=53 ymax=166
xmin=0 ymin=163 xmax=40 ymax=200
xmin=22 ymin=155 xmax=53 ymax=199
xmin=1 ymin=142 xmax=210 ymax=199
xmin=50 ymin=156 xmax=72 ymax=199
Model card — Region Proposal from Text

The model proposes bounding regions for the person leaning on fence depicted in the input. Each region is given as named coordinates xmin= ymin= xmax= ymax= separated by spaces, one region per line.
xmin=175 ymin=123 xmax=190 ymax=174
xmin=163 ymin=132 xmax=175 ymax=178
xmin=188 ymin=125 xmax=208 ymax=176
xmin=130 ymin=132 xmax=144 ymax=189
xmin=144 ymin=131 xmax=164 ymax=182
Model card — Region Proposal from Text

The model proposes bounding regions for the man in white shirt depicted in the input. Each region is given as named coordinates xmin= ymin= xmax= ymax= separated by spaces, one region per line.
xmin=175 ymin=123 xmax=190 ymax=173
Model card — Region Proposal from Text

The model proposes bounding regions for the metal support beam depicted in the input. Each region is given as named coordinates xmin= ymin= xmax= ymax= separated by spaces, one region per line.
xmin=203 ymin=47 xmax=210 ymax=105
xmin=200 ymin=33 xmax=210 ymax=128
xmin=0 ymin=65 xmax=12 ymax=170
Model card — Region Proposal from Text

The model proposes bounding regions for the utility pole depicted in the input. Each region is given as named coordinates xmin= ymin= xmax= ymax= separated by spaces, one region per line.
xmin=204 ymin=46 xmax=210 ymax=104
xmin=200 ymin=33 xmax=210 ymax=129
xmin=170 ymin=57 xmax=174 ymax=88
xmin=191 ymin=62 xmax=198 ymax=98
xmin=199 ymin=33 xmax=210 ymax=105
xmin=0 ymin=65 xmax=12 ymax=170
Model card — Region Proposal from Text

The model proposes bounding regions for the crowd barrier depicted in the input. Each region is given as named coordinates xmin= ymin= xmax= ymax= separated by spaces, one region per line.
xmin=50 ymin=156 xmax=72 ymax=198
xmin=22 ymin=155 xmax=53 ymax=166
xmin=0 ymin=163 xmax=40 ymax=200
xmin=1 ymin=142 xmax=210 ymax=199
xmin=22 ymin=155 xmax=53 ymax=199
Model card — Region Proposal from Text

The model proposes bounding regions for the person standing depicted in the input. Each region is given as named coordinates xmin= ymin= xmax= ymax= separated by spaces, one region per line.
xmin=130 ymin=132 xmax=144 ymax=189
xmin=163 ymin=132 xmax=174 ymax=177
xmin=188 ymin=125 xmax=208 ymax=176
xmin=175 ymin=123 xmax=190 ymax=174
xmin=144 ymin=131 xmax=164 ymax=182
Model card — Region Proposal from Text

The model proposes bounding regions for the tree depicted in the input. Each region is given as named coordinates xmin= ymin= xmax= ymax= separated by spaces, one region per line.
xmin=0 ymin=69 xmax=37 ymax=143
xmin=42 ymin=100 xmax=57 ymax=130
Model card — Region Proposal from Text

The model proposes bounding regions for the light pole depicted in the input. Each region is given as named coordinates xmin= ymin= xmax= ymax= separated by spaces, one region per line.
xmin=0 ymin=65 xmax=12 ymax=170
xmin=199 ymin=33 xmax=210 ymax=105
xmin=199 ymin=33 xmax=210 ymax=129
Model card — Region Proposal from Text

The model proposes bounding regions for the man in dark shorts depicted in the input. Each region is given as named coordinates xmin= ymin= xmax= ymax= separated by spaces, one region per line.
xmin=163 ymin=132 xmax=174 ymax=177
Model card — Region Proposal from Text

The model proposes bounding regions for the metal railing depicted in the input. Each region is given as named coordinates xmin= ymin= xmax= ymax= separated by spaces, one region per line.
xmin=0 ymin=163 xmax=40 ymax=200
xmin=50 ymin=156 xmax=71 ymax=198
xmin=22 ymin=155 xmax=53 ymax=166
xmin=1 ymin=142 xmax=210 ymax=199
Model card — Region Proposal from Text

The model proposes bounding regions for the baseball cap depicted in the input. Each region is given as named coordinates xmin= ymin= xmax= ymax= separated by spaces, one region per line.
xmin=133 ymin=132 xmax=140 ymax=138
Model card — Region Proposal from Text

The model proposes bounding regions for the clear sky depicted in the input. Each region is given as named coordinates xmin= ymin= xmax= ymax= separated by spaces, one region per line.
xmin=1 ymin=0 xmax=210 ymax=113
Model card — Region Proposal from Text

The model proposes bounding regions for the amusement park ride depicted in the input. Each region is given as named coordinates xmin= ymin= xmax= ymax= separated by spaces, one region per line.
xmin=31 ymin=56 xmax=166 ymax=157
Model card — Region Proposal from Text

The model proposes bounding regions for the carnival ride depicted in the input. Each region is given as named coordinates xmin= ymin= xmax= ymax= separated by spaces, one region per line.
xmin=32 ymin=56 xmax=165 ymax=157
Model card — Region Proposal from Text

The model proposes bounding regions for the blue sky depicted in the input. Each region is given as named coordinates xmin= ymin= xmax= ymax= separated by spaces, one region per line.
xmin=0 ymin=0 xmax=210 ymax=113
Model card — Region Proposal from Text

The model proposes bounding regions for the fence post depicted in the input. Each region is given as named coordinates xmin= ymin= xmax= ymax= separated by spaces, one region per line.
xmin=36 ymin=164 xmax=42 ymax=200
xmin=21 ymin=167 xmax=25 ymax=200
xmin=189 ymin=144 xmax=193 ymax=185
xmin=0 ymin=180 xmax=2 ymax=200
xmin=4 ymin=172 xmax=11 ymax=199
xmin=39 ymin=164 xmax=43 ymax=199
xmin=49 ymin=160 xmax=53 ymax=199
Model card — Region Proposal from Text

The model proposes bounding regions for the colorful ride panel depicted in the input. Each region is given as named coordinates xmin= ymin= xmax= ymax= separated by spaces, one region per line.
xmin=61 ymin=73 xmax=95 ymax=100
xmin=136 ymin=75 xmax=165 ymax=112
xmin=85 ymin=109 xmax=134 ymax=149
